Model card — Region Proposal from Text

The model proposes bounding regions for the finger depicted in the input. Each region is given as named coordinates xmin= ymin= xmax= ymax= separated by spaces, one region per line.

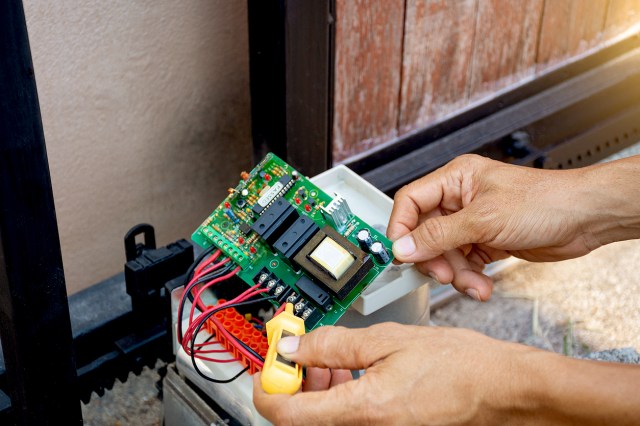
xmin=387 ymin=171 xmax=448 ymax=241
xmin=443 ymin=249 xmax=493 ymax=301
xmin=254 ymin=373 xmax=296 ymax=423
xmin=253 ymin=372 xmax=368 ymax=425
xmin=392 ymin=211 xmax=479 ymax=263
xmin=414 ymin=256 xmax=454 ymax=284
xmin=303 ymin=367 xmax=331 ymax=392
xmin=329 ymin=369 xmax=353 ymax=387
xmin=277 ymin=324 xmax=399 ymax=369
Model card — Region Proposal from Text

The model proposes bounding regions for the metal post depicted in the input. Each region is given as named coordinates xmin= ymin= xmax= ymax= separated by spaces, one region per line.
xmin=0 ymin=1 xmax=83 ymax=424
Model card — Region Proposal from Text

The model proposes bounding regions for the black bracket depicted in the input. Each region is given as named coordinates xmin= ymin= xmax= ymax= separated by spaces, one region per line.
xmin=124 ymin=224 xmax=193 ymax=324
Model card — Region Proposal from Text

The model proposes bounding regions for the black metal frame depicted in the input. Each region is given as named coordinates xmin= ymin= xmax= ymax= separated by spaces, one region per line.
xmin=0 ymin=1 xmax=82 ymax=423
xmin=248 ymin=0 xmax=334 ymax=176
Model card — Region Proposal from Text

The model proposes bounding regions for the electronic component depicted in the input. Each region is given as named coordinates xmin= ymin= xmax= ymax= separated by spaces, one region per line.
xmin=238 ymin=223 xmax=252 ymax=235
xmin=356 ymin=228 xmax=373 ymax=251
xmin=225 ymin=208 xmax=239 ymax=223
xmin=370 ymin=241 xmax=391 ymax=264
xmin=309 ymin=237 xmax=355 ymax=280
xmin=295 ymin=275 xmax=332 ymax=312
xmin=294 ymin=225 xmax=374 ymax=300
xmin=250 ymin=197 xmax=299 ymax=246
xmin=320 ymin=194 xmax=352 ymax=231
xmin=261 ymin=303 xmax=305 ymax=395
xmin=273 ymin=215 xmax=319 ymax=259
xmin=192 ymin=153 xmax=394 ymax=332
xmin=252 ymin=174 xmax=294 ymax=215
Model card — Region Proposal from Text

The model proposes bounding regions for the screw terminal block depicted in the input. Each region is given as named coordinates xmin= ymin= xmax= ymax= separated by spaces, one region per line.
xmin=204 ymin=300 xmax=268 ymax=374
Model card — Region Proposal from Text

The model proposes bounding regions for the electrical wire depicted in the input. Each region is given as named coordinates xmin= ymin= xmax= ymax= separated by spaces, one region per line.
xmin=177 ymin=246 xmax=278 ymax=383
xmin=176 ymin=259 xmax=233 ymax=343
xmin=189 ymin=296 xmax=276 ymax=383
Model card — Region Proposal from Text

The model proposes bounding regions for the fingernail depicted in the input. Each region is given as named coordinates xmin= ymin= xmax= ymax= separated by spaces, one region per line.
xmin=428 ymin=272 xmax=441 ymax=283
xmin=465 ymin=288 xmax=481 ymax=301
xmin=393 ymin=235 xmax=416 ymax=257
xmin=277 ymin=336 xmax=300 ymax=354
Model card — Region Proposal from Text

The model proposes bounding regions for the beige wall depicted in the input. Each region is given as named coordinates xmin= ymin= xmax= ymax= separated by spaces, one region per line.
xmin=24 ymin=1 xmax=252 ymax=294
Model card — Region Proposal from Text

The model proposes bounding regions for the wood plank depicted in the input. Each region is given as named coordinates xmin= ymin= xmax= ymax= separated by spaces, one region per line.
xmin=605 ymin=0 xmax=640 ymax=40
xmin=537 ymin=0 xmax=608 ymax=69
xmin=398 ymin=0 xmax=477 ymax=134
xmin=468 ymin=0 xmax=544 ymax=99
xmin=332 ymin=0 xmax=405 ymax=163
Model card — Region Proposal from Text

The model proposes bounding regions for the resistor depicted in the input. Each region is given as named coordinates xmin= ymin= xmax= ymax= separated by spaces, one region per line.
xmin=344 ymin=223 xmax=356 ymax=237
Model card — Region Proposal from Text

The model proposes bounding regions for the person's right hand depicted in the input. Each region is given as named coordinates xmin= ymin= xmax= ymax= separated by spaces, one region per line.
xmin=387 ymin=154 xmax=640 ymax=301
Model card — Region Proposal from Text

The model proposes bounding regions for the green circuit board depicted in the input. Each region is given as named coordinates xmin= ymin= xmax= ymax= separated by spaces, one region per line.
xmin=192 ymin=153 xmax=393 ymax=330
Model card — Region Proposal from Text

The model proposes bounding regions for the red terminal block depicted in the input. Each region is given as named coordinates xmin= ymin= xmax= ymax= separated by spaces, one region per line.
xmin=203 ymin=299 xmax=269 ymax=374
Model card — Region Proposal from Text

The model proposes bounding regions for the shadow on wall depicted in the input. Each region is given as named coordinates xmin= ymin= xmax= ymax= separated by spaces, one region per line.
xmin=23 ymin=0 xmax=252 ymax=293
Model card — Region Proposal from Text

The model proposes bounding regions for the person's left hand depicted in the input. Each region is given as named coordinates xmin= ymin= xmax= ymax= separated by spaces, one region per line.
xmin=253 ymin=323 xmax=540 ymax=425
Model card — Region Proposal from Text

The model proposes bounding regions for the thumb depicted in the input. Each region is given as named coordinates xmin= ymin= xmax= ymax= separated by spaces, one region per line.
xmin=276 ymin=325 xmax=395 ymax=370
xmin=392 ymin=211 xmax=478 ymax=263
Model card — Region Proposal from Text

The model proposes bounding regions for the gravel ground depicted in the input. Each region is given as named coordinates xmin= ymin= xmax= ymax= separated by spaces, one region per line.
xmin=433 ymin=239 xmax=640 ymax=356
xmin=82 ymin=362 xmax=165 ymax=426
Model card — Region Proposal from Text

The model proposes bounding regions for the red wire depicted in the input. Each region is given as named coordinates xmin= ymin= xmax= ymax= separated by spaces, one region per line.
xmin=274 ymin=303 xmax=286 ymax=317
xmin=178 ymin=252 xmax=272 ymax=367
xmin=176 ymin=249 xmax=221 ymax=341
xmin=184 ymin=288 xmax=269 ymax=365
xmin=188 ymin=266 xmax=242 ymax=324
xmin=194 ymin=249 xmax=221 ymax=276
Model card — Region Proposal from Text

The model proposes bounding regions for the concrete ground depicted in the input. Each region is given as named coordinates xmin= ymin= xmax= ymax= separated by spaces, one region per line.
xmin=82 ymin=144 xmax=640 ymax=424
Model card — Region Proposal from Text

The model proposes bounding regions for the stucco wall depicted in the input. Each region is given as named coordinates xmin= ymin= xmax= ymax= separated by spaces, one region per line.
xmin=23 ymin=1 xmax=252 ymax=294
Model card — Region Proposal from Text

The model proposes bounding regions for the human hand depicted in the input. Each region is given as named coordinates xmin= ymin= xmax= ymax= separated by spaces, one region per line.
xmin=253 ymin=323 xmax=541 ymax=425
xmin=387 ymin=154 xmax=607 ymax=300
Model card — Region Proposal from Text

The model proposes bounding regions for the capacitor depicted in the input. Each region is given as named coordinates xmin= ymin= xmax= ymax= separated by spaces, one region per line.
xmin=225 ymin=208 xmax=239 ymax=223
xmin=356 ymin=229 xmax=373 ymax=251
xmin=369 ymin=241 xmax=390 ymax=264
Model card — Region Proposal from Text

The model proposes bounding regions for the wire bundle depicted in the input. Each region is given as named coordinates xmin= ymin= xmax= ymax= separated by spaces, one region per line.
xmin=177 ymin=247 xmax=274 ymax=383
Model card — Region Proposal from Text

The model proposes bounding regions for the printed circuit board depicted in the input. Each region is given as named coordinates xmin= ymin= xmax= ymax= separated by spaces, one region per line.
xmin=192 ymin=153 xmax=393 ymax=330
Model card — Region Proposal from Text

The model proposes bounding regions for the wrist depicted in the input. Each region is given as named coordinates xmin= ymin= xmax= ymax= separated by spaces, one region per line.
xmin=481 ymin=344 xmax=558 ymax=423
xmin=579 ymin=157 xmax=640 ymax=246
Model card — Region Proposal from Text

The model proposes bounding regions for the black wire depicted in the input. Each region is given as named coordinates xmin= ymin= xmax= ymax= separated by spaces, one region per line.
xmin=178 ymin=259 xmax=233 ymax=344
xmin=190 ymin=296 xmax=276 ymax=384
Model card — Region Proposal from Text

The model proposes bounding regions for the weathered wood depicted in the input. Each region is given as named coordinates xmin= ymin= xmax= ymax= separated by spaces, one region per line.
xmin=332 ymin=0 xmax=405 ymax=163
xmin=537 ymin=0 xmax=608 ymax=69
xmin=605 ymin=0 xmax=640 ymax=40
xmin=468 ymin=0 xmax=544 ymax=99
xmin=398 ymin=0 xmax=477 ymax=134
